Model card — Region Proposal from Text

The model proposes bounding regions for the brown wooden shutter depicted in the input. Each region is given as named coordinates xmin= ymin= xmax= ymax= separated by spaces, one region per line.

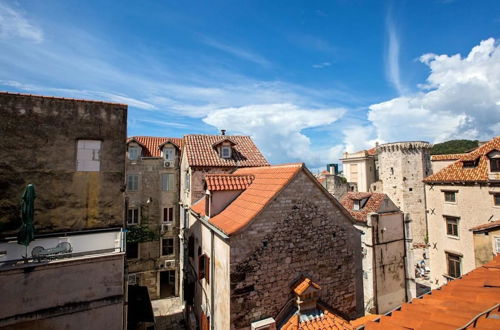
xmin=163 ymin=208 xmax=168 ymax=221
xmin=169 ymin=207 xmax=173 ymax=221
xmin=200 ymin=311 xmax=209 ymax=330
xmin=198 ymin=255 xmax=203 ymax=280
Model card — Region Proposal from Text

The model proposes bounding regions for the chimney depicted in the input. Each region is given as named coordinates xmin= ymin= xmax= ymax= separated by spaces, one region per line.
xmin=221 ymin=129 xmax=226 ymax=136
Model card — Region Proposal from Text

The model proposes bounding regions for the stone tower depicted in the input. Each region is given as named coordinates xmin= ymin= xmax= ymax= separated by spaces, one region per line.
xmin=376 ymin=141 xmax=432 ymax=246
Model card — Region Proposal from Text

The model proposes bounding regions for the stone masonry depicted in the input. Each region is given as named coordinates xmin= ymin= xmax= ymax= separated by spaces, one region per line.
xmin=376 ymin=142 xmax=432 ymax=246
xmin=229 ymin=170 xmax=364 ymax=328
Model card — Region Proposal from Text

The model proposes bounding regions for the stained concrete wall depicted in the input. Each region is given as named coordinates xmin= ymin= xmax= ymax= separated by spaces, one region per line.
xmin=0 ymin=93 xmax=127 ymax=236
xmin=426 ymin=184 xmax=500 ymax=288
xmin=473 ymin=228 xmax=500 ymax=267
xmin=0 ymin=253 xmax=124 ymax=329
xmin=125 ymin=143 xmax=180 ymax=300
xmin=229 ymin=169 xmax=363 ymax=329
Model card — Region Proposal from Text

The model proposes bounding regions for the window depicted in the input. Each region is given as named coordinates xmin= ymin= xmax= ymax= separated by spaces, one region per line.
xmin=162 ymin=173 xmax=174 ymax=191
xmin=447 ymin=253 xmax=461 ymax=278
xmin=490 ymin=158 xmax=500 ymax=172
xmin=162 ymin=238 xmax=174 ymax=256
xmin=127 ymin=208 xmax=140 ymax=225
xmin=494 ymin=194 xmax=500 ymax=206
xmin=445 ymin=216 xmax=459 ymax=237
xmin=350 ymin=164 xmax=358 ymax=182
xmin=128 ymin=146 xmax=140 ymax=160
xmin=198 ymin=254 xmax=210 ymax=283
xmin=495 ymin=237 xmax=500 ymax=253
xmin=444 ymin=191 xmax=456 ymax=203
xmin=163 ymin=207 xmax=174 ymax=222
xmin=221 ymin=146 xmax=232 ymax=158
xmin=127 ymin=174 xmax=139 ymax=191
xmin=163 ymin=147 xmax=175 ymax=160
xmin=126 ymin=242 xmax=139 ymax=259
xmin=185 ymin=171 xmax=191 ymax=190
xmin=76 ymin=140 xmax=101 ymax=171
xmin=353 ymin=200 xmax=360 ymax=211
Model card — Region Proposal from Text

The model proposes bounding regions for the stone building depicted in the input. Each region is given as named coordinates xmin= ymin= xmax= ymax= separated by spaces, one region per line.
xmin=0 ymin=92 xmax=126 ymax=329
xmin=471 ymin=220 xmax=500 ymax=267
xmin=125 ymin=136 xmax=183 ymax=303
xmin=315 ymin=166 xmax=351 ymax=199
xmin=340 ymin=147 xmax=377 ymax=193
xmin=186 ymin=164 xmax=364 ymax=329
xmin=424 ymin=136 xmax=500 ymax=289
xmin=340 ymin=192 xmax=414 ymax=314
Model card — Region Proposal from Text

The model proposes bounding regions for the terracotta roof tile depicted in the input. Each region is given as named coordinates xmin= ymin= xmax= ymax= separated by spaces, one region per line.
xmin=470 ymin=220 xmax=500 ymax=232
xmin=192 ymin=164 xmax=302 ymax=235
xmin=363 ymin=255 xmax=500 ymax=330
xmin=424 ymin=136 xmax=500 ymax=183
xmin=281 ymin=309 xmax=353 ymax=330
xmin=191 ymin=197 xmax=206 ymax=217
xmin=127 ymin=136 xmax=182 ymax=158
xmin=292 ymin=277 xmax=321 ymax=295
xmin=431 ymin=153 xmax=467 ymax=161
xmin=205 ymin=174 xmax=255 ymax=191
xmin=366 ymin=147 xmax=377 ymax=156
xmin=339 ymin=192 xmax=388 ymax=222
xmin=183 ymin=134 xmax=269 ymax=167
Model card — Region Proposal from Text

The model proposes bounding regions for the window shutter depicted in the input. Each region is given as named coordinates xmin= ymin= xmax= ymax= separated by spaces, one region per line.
xmin=198 ymin=255 xmax=204 ymax=280
xmin=168 ymin=174 xmax=174 ymax=191
xmin=205 ymin=255 xmax=210 ymax=284
xmin=169 ymin=207 xmax=174 ymax=221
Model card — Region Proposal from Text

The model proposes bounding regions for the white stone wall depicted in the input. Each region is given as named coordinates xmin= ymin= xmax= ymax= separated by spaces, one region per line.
xmin=426 ymin=184 xmax=500 ymax=288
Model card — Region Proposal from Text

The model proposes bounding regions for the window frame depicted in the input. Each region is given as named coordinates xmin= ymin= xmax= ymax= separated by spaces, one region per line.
xmin=446 ymin=253 xmax=461 ymax=278
xmin=495 ymin=237 xmax=500 ymax=253
xmin=198 ymin=253 xmax=210 ymax=284
xmin=493 ymin=193 xmax=500 ymax=207
xmin=443 ymin=191 xmax=456 ymax=203
xmin=128 ymin=146 xmax=141 ymax=160
xmin=127 ymin=207 xmax=140 ymax=225
xmin=163 ymin=207 xmax=174 ymax=223
xmin=163 ymin=147 xmax=175 ymax=161
xmin=161 ymin=238 xmax=175 ymax=256
xmin=445 ymin=216 xmax=459 ymax=238
xmin=490 ymin=158 xmax=500 ymax=172
xmin=127 ymin=174 xmax=139 ymax=192
xmin=76 ymin=139 xmax=101 ymax=172
xmin=221 ymin=146 xmax=232 ymax=159
xmin=161 ymin=173 xmax=174 ymax=191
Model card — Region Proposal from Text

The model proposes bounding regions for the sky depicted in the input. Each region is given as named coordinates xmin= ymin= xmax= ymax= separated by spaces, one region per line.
xmin=1 ymin=0 xmax=499 ymax=170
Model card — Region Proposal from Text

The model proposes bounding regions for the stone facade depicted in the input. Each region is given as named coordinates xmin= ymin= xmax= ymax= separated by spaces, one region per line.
xmin=316 ymin=171 xmax=350 ymax=199
xmin=125 ymin=141 xmax=181 ymax=300
xmin=376 ymin=142 xmax=432 ymax=246
xmin=228 ymin=169 xmax=363 ymax=328
xmin=0 ymin=92 xmax=127 ymax=236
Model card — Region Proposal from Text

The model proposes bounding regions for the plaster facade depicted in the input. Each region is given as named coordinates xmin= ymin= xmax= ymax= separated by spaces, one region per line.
xmin=472 ymin=226 xmax=500 ymax=267
xmin=426 ymin=184 xmax=500 ymax=288
xmin=340 ymin=150 xmax=377 ymax=193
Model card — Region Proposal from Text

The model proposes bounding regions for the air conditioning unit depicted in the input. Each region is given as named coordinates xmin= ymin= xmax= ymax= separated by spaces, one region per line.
xmin=163 ymin=259 xmax=175 ymax=268
xmin=128 ymin=274 xmax=137 ymax=285
xmin=251 ymin=318 xmax=276 ymax=330
xmin=163 ymin=160 xmax=174 ymax=168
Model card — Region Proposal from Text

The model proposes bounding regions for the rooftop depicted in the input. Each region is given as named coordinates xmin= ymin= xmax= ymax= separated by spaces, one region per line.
xmin=292 ymin=277 xmax=321 ymax=296
xmin=183 ymin=134 xmax=269 ymax=167
xmin=470 ymin=219 xmax=500 ymax=232
xmin=430 ymin=153 xmax=467 ymax=161
xmin=127 ymin=136 xmax=183 ymax=158
xmin=205 ymin=174 xmax=255 ymax=191
xmin=424 ymin=136 xmax=500 ymax=183
xmin=0 ymin=91 xmax=128 ymax=106
xmin=339 ymin=192 xmax=389 ymax=223
xmin=361 ymin=255 xmax=500 ymax=329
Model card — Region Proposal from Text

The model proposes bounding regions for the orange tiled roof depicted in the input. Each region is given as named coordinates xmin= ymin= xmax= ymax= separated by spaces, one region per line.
xmin=127 ymin=136 xmax=183 ymax=158
xmin=339 ymin=192 xmax=388 ymax=222
xmin=430 ymin=153 xmax=466 ymax=161
xmin=350 ymin=314 xmax=380 ymax=328
xmin=363 ymin=255 xmax=500 ymax=330
xmin=281 ymin=308 xmax=352 ymax=330
xmin=292 ymin=277 xmax=321 ymax=295
xmin=191 ymin=197 xmax=206 ymax=217
xmin=191 ymin=164 xmax=303 ymax=235
xmin=366 ymin=147 xmax=377 ymax=156
xmin=183 ymin=134 xmax=269 ymax=167
xmin=424 ymin=136 xmax=500 ymax=183
xmin=205 ymin=174 xmax=255 ymax=191
xmin=470 ymin=220 xmax=500 ymax=232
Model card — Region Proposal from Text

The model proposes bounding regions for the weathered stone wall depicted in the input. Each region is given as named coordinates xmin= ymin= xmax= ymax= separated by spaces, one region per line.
xmin=0 ymin=93 xmax=127 ymax=236
xmin=229 ymin=170 xmax=363 ymax=329
xmin=126 ymin=152 xmax=180 ymax=300
xmin=320 ymin=174 xmax=350 ymax=199
xmin=377 ymin=142 xmax=431 ymax=245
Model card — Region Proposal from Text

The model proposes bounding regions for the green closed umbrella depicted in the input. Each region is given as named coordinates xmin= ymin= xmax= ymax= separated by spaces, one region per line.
xmin=17 ymin=184 xmax=36 ymax=258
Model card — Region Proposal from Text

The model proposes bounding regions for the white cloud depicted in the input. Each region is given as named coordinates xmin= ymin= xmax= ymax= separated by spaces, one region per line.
xmin=312 ymin=62 xmax=332 ymax=69
xmin=0 ymin=2 xmax=43 ymax=42
xmin=201 ymin=37 xmax=270 ymax=67
xmin=203 ymin=104 xmax=346 ymax=166
xmin=385 ymin=12 xmax=405 ymax=94
xmin=368 ymin=38 xmax=500 ymax=143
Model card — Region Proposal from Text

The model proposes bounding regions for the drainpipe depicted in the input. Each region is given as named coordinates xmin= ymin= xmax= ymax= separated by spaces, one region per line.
xmin=402 ymin=212 xmax=409 ymax=302
xmin=372 ymin=214 xmax=379 ymax=314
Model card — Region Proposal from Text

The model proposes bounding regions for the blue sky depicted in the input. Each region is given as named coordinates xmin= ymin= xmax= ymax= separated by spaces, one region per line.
xmin=1 ymin=0 xmax=499 ymax=170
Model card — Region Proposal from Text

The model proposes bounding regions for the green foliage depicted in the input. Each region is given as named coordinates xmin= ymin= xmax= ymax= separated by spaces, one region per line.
xmin=430 ymin=139 xmax=479 ymax=155
xmin=126 ymin=225 xmax=157 ymax=243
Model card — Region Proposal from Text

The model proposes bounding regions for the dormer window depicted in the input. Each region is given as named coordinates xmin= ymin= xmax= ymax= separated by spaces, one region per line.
xmin=163 ymin=147 xmax=175 ymax=161
xmin=221 ymin=146 xmax=232 ymax=159
xmin=353 ymin=200 xmax=361 ymax=211
xmin=353 ymin=197 xmax=369 ymax=211
xmin=128 ymin=146 xmax=141 ymax=160
xmin=491 ymin=158 xmax=500 ymax=172
xmin=463 ymin=160 xmax=478 ymax=168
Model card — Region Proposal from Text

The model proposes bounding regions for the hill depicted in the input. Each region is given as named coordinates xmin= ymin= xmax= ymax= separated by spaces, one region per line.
xmin=430 ymin=139 xmax=479 ymax=155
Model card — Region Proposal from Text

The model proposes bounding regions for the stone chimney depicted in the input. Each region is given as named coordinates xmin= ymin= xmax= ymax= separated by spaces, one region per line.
xmin=221 ymin=129 xmax=226 ymax=135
